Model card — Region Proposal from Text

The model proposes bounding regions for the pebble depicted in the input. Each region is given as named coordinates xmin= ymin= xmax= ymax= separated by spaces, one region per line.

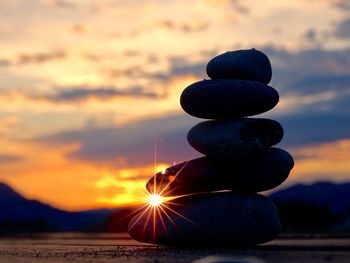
xmin=128 ymin=192 xmax=281 ymax=246
xmin=146 ymin=148 xmax=294 ymax=196
xmin=187 ymin=118 xmax=283 ymax=160
xmin=206 ymin=49 xmax=272 ymax=84
xmin=180 ymin=79 xmax=279 ymax=119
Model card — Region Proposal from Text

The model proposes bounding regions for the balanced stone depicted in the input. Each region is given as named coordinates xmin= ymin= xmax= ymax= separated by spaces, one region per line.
xmin=128 ymin=192 xmax=281 ymax=246
xmin=146 ymin=148 xmax=294 ymax=196
xmin=206 ymin=49 xmax=272 ymax=84
xmin=128 ymin=48 xmax=294 ymax=247
xmin=187 ymin=118 xmax=283 ymax=160
xmin=180 ymin=79 xmax=279 ymax=119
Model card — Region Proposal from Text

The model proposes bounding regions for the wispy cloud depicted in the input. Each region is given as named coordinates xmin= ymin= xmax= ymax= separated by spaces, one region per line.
xmin=0 ymin=50 xmax=66 ymax=67
xmin=203 ymin=0 xmax=249 ymax=15
xmin=47 ymin=0 xmax=77 ymax=10
xmin=0 ymin=154 xmax=22 ymax=163
xmin=0 ymin=86 xmax=159 ymax=104
xmin=157 ymin=20 xmax=210 ymax=33
xmin=0 ymin=116 xmax=19 ymax=127
xmin=47 ymin=86 xmax=158 ymax=102
xmin=37 ymin=113 xmax=199 ymax=167
xmin=17 ymin=51 xmax=66 ymax=65
xmin=331 ymin=0 xmax=350 ymax=10
xmin=334 ymin=18 xmax=350 ymax=39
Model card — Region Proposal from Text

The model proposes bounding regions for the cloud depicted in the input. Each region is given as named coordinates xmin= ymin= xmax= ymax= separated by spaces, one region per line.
xmin=158 ymin=20 xmax=210 ymax=33
xmin=162 ymin=47 xmax=350 ymax=99
xmin=303 ymin=29 xmax=317 ymax=42
xmin=287 ymin=139 xmax=350 ymax=184
xmin=71 ymin=24 xmax=86 ymax=35
xmin=169 ymin=60 xmax=207 ymax=79
xmin=44 ymin=86 xmax=158 ymax=102
xmin=47 ymin=0 xmax=76 ymax=9
xmin=16 ymin=51 xmax=66 ymax=65
xmin=0 ymin=59 xmax=11 ymax=67
xmin=331 ymin=0 xmax=350 ymax=10
xmin=279 ymin=110 xmax=350 ymax=148
xmin=334 ymin=18 xmax=350 ymax=39
xmin=102 ymin=66 xmax=149 ymax=79
xmin=203 ymin=0 xmax=249 ymax=15
xmin=102 ymin=58 xmax=206 ymax=85
xmin=36 ymin=113 xmax=200 ymax=167
xmin=123 ymin=50 xmax=141 ymax=57
xmin=127 ymin=18 xmax=211 ymax=37
xmin=0 ymin=86 xmax=159 ymax=104
xmin=0 ymin=154 xmax=22 ymax=163
xmin=101 ymin=47 xmax=350 ymax=107
xmin=264 ymin=47 xmax=350 ymax=96
xmin=0 ymin=116 xmax=19 ymax=127
xmin=36 ymin=95 xmax=350 ymax=168
xmin=13 ymin=46 xmax=350 ymax=168
xmin=0 ymin=50 xmax=66 ymax=67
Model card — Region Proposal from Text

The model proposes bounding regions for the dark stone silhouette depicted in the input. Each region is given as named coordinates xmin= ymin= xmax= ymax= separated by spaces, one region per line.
xmin=128 ymin=48 xmax=294 ymax=246
xmin=206 ymin=49 xmax=272 ymax=84
xmin=180 ymin=79 xmax=279 ymax=119
xmin=129 ymin=192 xmax=280 ymax=246
xmin=187 ymin=118 xmax=284 ymax=160
xmin=146 ymin=148 xmax=294 ymax=195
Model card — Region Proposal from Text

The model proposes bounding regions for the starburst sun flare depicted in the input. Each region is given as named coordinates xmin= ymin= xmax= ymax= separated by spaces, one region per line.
xmin=149 ymin=194 xmax=163 ymax=206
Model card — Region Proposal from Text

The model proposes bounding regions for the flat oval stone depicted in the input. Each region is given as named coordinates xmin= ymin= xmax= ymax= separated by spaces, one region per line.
xmin=187 ymin=118 xmax=283 ymax=160
xmin=180 ymin=79 xmax=279 ymax=119
xmin=146 ymin=148 xmax=294 ymax=196
xmin=128 ymin=192 xmax=281 ymax=246
xmin=206 ymin=49 xmax=272 ymax=84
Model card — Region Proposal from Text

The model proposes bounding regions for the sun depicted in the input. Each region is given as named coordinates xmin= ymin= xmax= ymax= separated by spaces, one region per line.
xmin=149 ymin=194 xmax=163 ymax=206
xmin=127 ymin=149 xmax=195 ymax=243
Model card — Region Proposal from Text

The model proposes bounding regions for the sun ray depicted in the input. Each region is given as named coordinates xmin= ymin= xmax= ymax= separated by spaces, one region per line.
xmin=158 ymin=160 xmax=189 ymax=196
xmin=161 ymin=203 xmax=194 ymax=224
xmin=126 ymin=143 xmax=201 ymax=244
xmin=156 ymin=207 xmax=170 ymax=241
xmin=153 ymin=202 xmax=157 ymax=243
xmin=142 ymin=205 xmax=153 ymax=236
xmin=158 ymin=205 xmax=179 ymax=229
xmin=153 ymin=137 xmax=158 ymax=195
xmin=114 ymin=203 xmax=149 ymax=225
xmin=128 ymin=205 xmax=152 ymax=230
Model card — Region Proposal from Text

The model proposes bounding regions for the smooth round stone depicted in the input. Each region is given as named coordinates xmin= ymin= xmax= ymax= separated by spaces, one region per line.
xmin=128 ymin=192 xmax=281 ymax=246
xmin=146 ymin=148 xmax=294 ymax=196
xmin=180 ymin=79 xmax=279 ymax=119
xmin=206 ymin=49 xmax=272 ymax=84
xmin=188 ymin=118 xmax=283 ymax=160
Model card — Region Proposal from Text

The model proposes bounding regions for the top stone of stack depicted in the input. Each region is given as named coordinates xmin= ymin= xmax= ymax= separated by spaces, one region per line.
xmin=206 ymin=48 xmax=272 ymax=84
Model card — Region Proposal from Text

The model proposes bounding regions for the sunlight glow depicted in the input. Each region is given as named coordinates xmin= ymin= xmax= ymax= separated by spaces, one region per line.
xmin=149 ymin=194 xmax=163 ymax=206
xmin=127 ymin=145 xmax=196 ymax=244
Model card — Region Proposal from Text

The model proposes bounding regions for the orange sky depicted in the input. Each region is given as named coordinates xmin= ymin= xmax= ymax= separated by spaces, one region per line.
xmin=1 ymin=0 xmax=350 ymax=211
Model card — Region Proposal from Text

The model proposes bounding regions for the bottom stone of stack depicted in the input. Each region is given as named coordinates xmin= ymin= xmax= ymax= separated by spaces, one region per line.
xmin=128 ymin=192 xmax=280 ymax=247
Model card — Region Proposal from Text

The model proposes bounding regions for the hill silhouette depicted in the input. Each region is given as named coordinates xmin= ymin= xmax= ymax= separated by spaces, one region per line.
xmin=270 ymin=182 xmax=350 ymax=233
xmin=0 ymin=183 xmax=114 ymax=233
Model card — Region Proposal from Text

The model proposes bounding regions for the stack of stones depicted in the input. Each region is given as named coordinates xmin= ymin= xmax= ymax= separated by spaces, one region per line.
xmin=128 ymin=49 xmax=294 ymax=247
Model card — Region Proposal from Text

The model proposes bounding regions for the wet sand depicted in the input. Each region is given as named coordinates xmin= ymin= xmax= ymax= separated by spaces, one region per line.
xmin=0 ymin=233 xmax=349 ymax=262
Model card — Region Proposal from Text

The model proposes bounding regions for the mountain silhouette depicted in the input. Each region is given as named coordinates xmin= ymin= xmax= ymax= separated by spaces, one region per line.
xmin=0 ymin=183 xmax=114 ymax=233
xmin=270 ymin=182 xmax=350 ymax=232
xmin=270 ymin=182 xmax=350 ymax=216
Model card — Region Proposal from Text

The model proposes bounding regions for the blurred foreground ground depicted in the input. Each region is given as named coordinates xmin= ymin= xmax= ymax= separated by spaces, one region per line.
xmin=0 ymin=233 xmax=349 ymax=263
